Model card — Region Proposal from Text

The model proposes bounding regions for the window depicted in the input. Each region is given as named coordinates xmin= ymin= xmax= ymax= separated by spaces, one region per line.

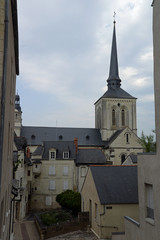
xmin=63 ymin=152 xmax=69 ymax=159
xmin=50 ymin=151 xmax=56 ymax=159
xmin=95 ymin=203 xmax=98 ymax=220
xmin=112 ymin=109 xmax=116 ymax=126
xmin=126 ymin=133 xmax=129 ymax=143
xmin=122 ymin=109 xmax=125 ymax=126
xmin=63 ymin=180 xmax=68 ymax=190
xmin=146 ymin=184 xmax=154 ymax=220
xmin=63 ymin=166 xmax=69 ymax=176
xmin=27 ymin=170 xmax=30 ymax=176
xmin=49 ymin=180 xmax=55 ymax=190
xmin=45 ymin=196 xmax=52 ymax=206
xmin=121 ymin=154 xmax=126 ymax=164
xmin=81 ymin=167 xmax=86 ymax=177
xmin=49 ymin=166 xmax=55 ymax=175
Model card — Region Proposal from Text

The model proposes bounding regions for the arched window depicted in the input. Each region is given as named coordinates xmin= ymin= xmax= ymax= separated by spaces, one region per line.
xmin=112 ymin=109 xmax=116 ymax=126
xmin=121 ymin=154 xmax=126 ymax=164
xmin=122 ymin=109 xmax=125 ymax=126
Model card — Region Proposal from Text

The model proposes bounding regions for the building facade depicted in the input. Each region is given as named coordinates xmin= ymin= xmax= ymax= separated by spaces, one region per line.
xmin=0 ymin=0 xmax=19 ymax=239
xmin=124 ymin=1 xmax=160 ymax=239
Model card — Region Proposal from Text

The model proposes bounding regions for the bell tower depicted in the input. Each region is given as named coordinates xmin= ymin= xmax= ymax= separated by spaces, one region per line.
xmin=14 ymin=94 xmax=22 ymax=136
xmin=95 ymin=21 xmax=137 ymax=140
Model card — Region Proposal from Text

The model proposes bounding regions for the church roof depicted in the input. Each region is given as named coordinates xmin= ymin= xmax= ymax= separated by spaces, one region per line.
xmin=21 ymin=126 xmax=107 ymax=146
xmin=76 ymin=149 xmax=106 ymax=165
xmin=90 ymin=165 xmax=138 ymax=204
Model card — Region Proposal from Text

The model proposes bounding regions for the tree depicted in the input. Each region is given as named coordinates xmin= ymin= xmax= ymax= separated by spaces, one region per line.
xmin=56 ymin=190 xmax=81 ymax=216
xmin=140 ymin=131 xmax=156 ymax=152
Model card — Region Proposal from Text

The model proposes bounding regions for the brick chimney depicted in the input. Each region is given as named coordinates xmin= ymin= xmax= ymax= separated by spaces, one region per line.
xmin=74 ymin=138 xmax=78 ymax=153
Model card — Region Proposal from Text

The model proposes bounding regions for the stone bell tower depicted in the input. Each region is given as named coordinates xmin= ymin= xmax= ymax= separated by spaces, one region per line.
xmin=14 ymin=94 xmax=22 ymax=137
xmin=95 ymin=21 xmax=137 ymax=140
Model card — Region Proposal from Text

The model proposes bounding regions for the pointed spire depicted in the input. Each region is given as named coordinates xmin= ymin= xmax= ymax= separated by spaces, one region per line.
xmin=107 ymin=19 xmax=121 ymax=89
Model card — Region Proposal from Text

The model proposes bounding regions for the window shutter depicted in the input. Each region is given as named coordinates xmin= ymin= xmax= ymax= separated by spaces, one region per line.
xmin=63 ymin=166 xmax=68 ymax=175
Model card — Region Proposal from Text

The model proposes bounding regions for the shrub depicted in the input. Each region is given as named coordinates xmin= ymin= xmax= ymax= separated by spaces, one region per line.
xmin=56 ymin=190 xmax=81 ymax=216
xmin=40 ymin=210 xmax=71 ymax=226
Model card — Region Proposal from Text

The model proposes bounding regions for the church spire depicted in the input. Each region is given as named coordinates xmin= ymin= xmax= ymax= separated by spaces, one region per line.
xmin=107 ymin=19 xmax=121 ymax=89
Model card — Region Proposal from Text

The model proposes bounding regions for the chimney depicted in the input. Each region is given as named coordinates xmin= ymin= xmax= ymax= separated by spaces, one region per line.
xmin=26 ymin=147 xmax=30 ymax=158
xmin=74 ymin=138 xmax=78 ymax=153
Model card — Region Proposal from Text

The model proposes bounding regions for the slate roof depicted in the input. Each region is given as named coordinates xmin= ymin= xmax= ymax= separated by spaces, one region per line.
xmin=76 ymin=149 xmax=106 ymax=165
xmin=32 ymin=146 xmax=43 ymax=156
xmin=105 ymin=129 xmax=123 ymax=148
xmin=21 ymin=126 xmax=107 ymax=146
xmin=95 ymin=88 xmax=136 ymax=104
xmin=90 ymin=165 xmax=138 ymax=204
xmin=14 ymin=135 xmax=27 ymax=151
xmin=129 ymin=154 xmax=137 ymax=164
xmin=41 ymin=141 xmax=76 ymax=160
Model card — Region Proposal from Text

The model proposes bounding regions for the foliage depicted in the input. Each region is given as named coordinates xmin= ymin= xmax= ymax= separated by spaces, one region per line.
xmin=40 ymin=210 xmax=71 ymax=226
xmin=56 ymin=190 xmax=81 ymax=216
xmin=140 ymin=131 xmax=156 ymax=152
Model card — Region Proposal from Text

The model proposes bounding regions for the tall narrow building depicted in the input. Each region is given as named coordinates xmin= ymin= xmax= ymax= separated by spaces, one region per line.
xmin=0 ymin=0 xmax=19 ymax=239
xmin=95 ymin=21 xmax=137 ymax=140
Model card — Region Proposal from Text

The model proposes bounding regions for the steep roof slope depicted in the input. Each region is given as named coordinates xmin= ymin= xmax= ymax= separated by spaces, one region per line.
xmin=90 ymin=165 xmax=138 ymax=204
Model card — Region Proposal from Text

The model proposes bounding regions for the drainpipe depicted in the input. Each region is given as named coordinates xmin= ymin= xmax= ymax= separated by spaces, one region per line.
xmin=0 ymin=0 xmax=9 ymax=190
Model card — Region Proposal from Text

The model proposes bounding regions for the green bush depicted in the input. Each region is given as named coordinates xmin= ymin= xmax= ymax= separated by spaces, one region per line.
xmin=40 ymin=210 xmax=71 ymax=226
xmin=56 ymin=190 xmax=81 ymax=216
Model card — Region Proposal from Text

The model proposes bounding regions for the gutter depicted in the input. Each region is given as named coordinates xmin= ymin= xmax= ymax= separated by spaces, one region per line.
xmin=0 ymin=0 xmax=9 ymax=190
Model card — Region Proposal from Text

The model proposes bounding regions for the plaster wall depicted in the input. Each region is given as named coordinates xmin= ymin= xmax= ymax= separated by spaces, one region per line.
xmin=31 ymin=159 xmax=75 ymax=209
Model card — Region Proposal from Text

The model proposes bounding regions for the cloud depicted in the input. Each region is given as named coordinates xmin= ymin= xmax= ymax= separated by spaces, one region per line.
xmin=17 ymin=0 xmax=154 ymax=135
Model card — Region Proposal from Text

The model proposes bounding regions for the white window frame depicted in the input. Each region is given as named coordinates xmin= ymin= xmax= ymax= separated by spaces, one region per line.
xmin=49 ymin=166 xmax=55 ymax=175
xmin=49 ymin=180 xmax=55 ymax=190
xmin=49 ymin=149 xmax=56 ymax=160
xmin=63 ymin=151 xmax=69 ymax=159
xmin=145 ymin=183 xmax=154 ymax=220
xmin=63 ymin=180 xmax=69 ymax=190
xmin=45 ymin=196 xmax=52 ymax=206
xmin=63 ymin=166 xmax=69 ymax=176
xmin=81 ymin=167 xmax=86 ymax=177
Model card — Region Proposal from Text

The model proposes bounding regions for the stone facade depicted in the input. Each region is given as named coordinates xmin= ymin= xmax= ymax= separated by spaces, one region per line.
xmin=0 ymin=0 xmax=19 ymax=239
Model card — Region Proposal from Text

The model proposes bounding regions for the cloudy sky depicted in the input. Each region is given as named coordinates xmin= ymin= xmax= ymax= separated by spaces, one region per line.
xmin=17 ymin=0 xmax=154 ymax=136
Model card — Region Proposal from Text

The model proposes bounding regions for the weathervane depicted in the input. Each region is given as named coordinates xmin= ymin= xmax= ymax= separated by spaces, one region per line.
xmin=113 ymin=11 xmax=116 ymax=24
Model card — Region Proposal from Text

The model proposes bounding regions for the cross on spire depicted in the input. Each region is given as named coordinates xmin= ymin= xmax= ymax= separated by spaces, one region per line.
xmin=113 ymin=11 xmax=116 ymax=24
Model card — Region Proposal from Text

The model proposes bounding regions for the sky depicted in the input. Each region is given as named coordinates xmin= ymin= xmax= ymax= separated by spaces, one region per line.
xmin=16 ymin=0 xmax=154 ymax=137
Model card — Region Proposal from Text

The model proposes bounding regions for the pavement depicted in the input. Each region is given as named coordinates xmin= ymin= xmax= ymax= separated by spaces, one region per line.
xmin=46 ymin=230 xmax=98 ymax=240
xmin=13 ymin=220 xmax=40 ymax=240
xmin=13 ymin=220 xmax=99 ymax=240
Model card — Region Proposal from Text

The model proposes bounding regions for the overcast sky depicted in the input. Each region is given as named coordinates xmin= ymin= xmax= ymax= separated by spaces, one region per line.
xmin=17 ymin=0 xmax=154 ymax=137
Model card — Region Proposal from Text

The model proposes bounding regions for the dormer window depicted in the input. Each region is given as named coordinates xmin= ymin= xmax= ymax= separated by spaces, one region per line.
xmin=49 ymin=149 xmax=56 ymax=160
xmin=63 ymin=152 xmax=69 ymax=159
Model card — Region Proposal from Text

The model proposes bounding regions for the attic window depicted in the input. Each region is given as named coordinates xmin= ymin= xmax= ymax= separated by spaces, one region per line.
xmin=59 ymin=135 xmax=63 ymax=140
xmin=63 ymin=152 xmax=69 ymax=159
xmin=31 ymin=135 xmax=35 ymax=139
xmin=86 ymin=135 xmax=90 ymax=140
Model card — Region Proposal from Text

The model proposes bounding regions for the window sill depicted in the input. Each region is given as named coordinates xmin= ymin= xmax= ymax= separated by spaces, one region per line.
xmin=145 ymin=218 xmax=155 ymax=226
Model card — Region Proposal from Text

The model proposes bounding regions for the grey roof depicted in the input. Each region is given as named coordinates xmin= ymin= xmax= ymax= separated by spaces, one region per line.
xmin=95 ymin=23 xmax=136 ymax=104
xmin=14 ymin=135 xmax=27 ymax=151
xmin=21 ymin=126 xmax=107 ymax=146
xmin=76 ymin=149 xmax=106 ymax=165
xmin=32 ymin=146 xmax=43 ymax=156
xmin=107 ymin=22 xmax=121 ymax=89
xmin=90 ymin=166 xmax=138 ymax=204
xmin=105 ymin=129 xmax=123 ymax=148
xmin=129 ymin=155 xmax=137 ymax=164
xmin=42 ymin=141 xmax=76 ymax=160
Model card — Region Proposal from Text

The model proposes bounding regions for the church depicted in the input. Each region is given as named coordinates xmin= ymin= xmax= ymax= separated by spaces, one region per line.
xmin=13 ymin=21 xmax=143 ymax=213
